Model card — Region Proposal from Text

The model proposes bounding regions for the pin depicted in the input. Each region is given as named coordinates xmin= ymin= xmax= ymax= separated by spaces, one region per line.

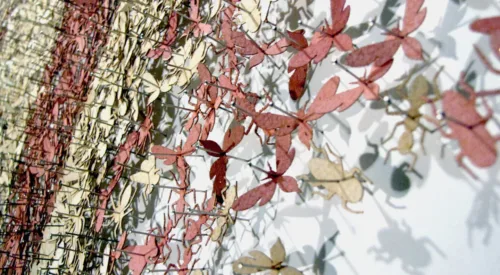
xmin=130 ymin=6 xmax=164 ymax=22
xmin=268 ymin=102 xmax=300 ymax=120
xmin=238 ymin=25 xmax=281 ymax=69
xmin=53 ymin=211 xmax=81 ymax=219
xmin=184 ymin=90 xmax=231 ymax=113
xmin=333 ymin=60 xmax=365 ymax=83
xmin=205 ymin=34 xmax=227 ymax=47
xmin=127 ymin=230 xmax=182 ymax=241
xmin=195 ymin=146 xmax=249 ymax=162
xmin=62 ymin=232 xmax=118 ymax=242
xmin=175 ymin=10 xmax=201 ymax=24
xmin=161 ymin=102 xmax=197 ymax=113
xmin=178 ymin=209 xmax=248 ymax=221
xmin=39 ymin=267 xmax=68 ymax=272
xmin=155 ymin=184 xmax=205 ymax=193
xmin=203 ymin=81 xmax=235 ymax=92
xmin=265 ymin=21 xmax=302 ymax=48
xmin=247 ymin=162 xmax=269 ymax=174
xmin=151 ymin=150 xmax=205 ymax=159
xmin=163 ymin=62 xmax=191 ymax=72
xmin=83 ymin=114 xmax=116 ymax=127
xmin=56 ymin=244 xmax=111 ymax=257
xmin=67 ymin=203 xmax=120 ymax=214
xmin=147 ymin=267 xmax=208 ymax=273
xmin=114 ymin=162 xmax=170 ymax=181
xmin=16 ymin=17 xmax=61 ymax=32
xmin=297 ymin=20 xmax=329 ymax=36
xmin=84 ymin=17 xmax=163 ymax=45
xmin=113 ymin=248 xmax=148 ymax=257
xmin=223 ymin=0 xmax=250 ymax=13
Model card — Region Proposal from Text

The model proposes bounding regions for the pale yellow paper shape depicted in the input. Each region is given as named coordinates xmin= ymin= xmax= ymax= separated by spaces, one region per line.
xmin=238 ymin=0 xmax=262 ymax=33
xmin=233 ymin=239 xmax=303 ymax=274
xmin=130 ymin=155 xmax=160 ymax=196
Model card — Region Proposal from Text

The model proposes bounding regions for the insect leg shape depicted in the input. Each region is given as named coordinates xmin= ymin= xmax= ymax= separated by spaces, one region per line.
xmin=351 ymin=167 xmax=372 ymax=185
xmin=407 ymin=151 xmax=418 ymax=172
xmin=382 ymin=121 xmax=404 ymax=144
xmin=325 ymin=144 xmax=345 ymax=179
xmin=342 ymin=198 xmax=363 ymax=214
xmin=384 ymin=146 xmax=398 ymax=165
xmin=419 ymin=129 xmax=427 ymax=155
xmin=456 ymin=152 xmax=478 ymax=179
xmin=312 ymin=190 xmax=334 ymax=200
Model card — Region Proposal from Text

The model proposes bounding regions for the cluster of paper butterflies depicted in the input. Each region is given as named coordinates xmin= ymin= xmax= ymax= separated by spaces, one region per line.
xmin=0 ymin=0 xmax=498 ymax=274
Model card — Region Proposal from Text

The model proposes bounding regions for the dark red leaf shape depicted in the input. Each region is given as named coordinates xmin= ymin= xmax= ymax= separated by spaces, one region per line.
xmin=307 ymin=76 xmax=341 ymax=117
xmin=470 ymin=17 xmax=500 ymax=60
xmin=287 ymin=30 xmax=308 ymax=50
xmin=265 ymin=37 xmax=290 ymax=55
xmin=345 ymin=39 xmax=401 ymax=67
xmin=151 ymin=146 xmax=177 ymax=165
xmin=200 ymin=140 xmax=224 ymax=157
xmin=248 ymin=52 xmax=265 ymax=69
xmin=232 ymin=32 xmax=260 ymax=55
xmin=491 ymin=31 xmax=500 ymax=60
xmin=232 ymin=182 xmax=277 ymax=211
xmin=184 ymin=123 xmax=201 ymax=150
xmin=222 ymin=125 xmax=245 ymax=152
xmin=253 ymin=113 xmax=298 ymax=136
xmin=276 ymin=148 xmax=295 ymax=175
xmin=470 ymin=17 xmax=500 ymax=34
xmin=367 ymin=59 xmax=394 ymax=82
xmin=218 ymin=75 xmax=238 ymax=91
xmin=289 ymin=65 xmax=308 ymax=101
xmin=210 ymin=156 xmax=229 ymax=197
xmin=94 ymin=197 xmax=108 ymax=232
xmin=402 ymin=37 xmax=423 ymax=60
xmin=111 ymin=231 xmax=128 ymax=260
xmin=279 ymin=176 xmax=301 ymax=193
xmin=197 ymin=63 xmax=212 ymax=83
xmin=298 ymin=123 xmax=313 ymax=149
xmin=124 ymin=236 xmax=159 ymax=275
xmin=289 ymin=33 xmax=334 ymax=70
xmin=333 ymin=33 xmax=353 ymax=51
xmin=335 ymin=86 xmax=364 ymax=112
xmin=329 ymin=0 xmax=351 ymax=34
xmin=402 ymin=0 xmax=427 ymax=35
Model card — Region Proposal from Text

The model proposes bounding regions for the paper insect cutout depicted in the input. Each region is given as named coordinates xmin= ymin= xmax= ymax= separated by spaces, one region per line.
xmin=426 ymin=73 xmax=499 ymax=178
xmin=237 ymin=0 xmax=262 ymax=33
xmin=124 ymin=233 xmax=159 ymax=275
xmin=334 ymin=60 xmax=393 ymax=112
xmin=106 ymin=183 xmax=136 ymax=234
xmin=470 ymin=16 xmax=500 ymax=73
xmin=298 ymin=144 xmax=371 ymax=213
xmin=188 ymin=0 xmax=213 ymax=37
xmin=211 ymin=185 xmax=237 ymax=244
xmin=200 ymin=125 xmax=245 ymax=201
xmin=382 ymin=71 xmax=441 ymax=171
xmin=130 ymin=155 xmax=160 ymax=198
xmin=232 ymin=147 xmax=300 ymax=211
xmin=4 ymin=0 xmax=500 ymax=274
xmin=287 ymin=30 xmax=310 ymax=100
xmin=288 ymin=0 xmax=353 ymax=69
xmin=233 ymin=238 xmax=302 ymax=274
xmin=346 ymin=0 xmax=426 ymax=67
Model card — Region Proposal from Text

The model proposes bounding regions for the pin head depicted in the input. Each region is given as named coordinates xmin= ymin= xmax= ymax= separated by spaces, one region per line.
xmin=436 ymin=111 xmax=445 ymax=120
